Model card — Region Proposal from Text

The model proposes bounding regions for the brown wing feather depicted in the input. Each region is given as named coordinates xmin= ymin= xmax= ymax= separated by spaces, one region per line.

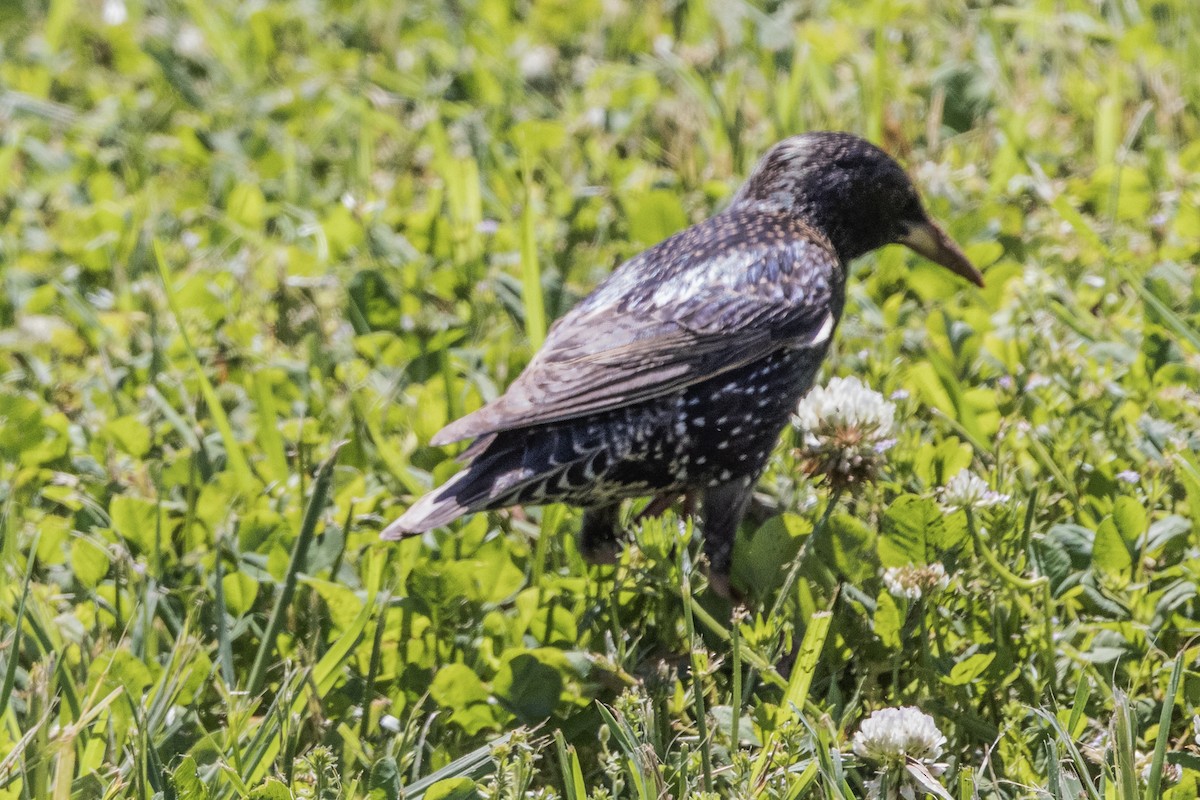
xmin=432 ymin=225 xmax=840 ymax=445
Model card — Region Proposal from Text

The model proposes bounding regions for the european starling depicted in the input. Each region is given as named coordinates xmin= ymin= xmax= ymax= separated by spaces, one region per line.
xmin=383 ymin=132 xmax=984 ymax=597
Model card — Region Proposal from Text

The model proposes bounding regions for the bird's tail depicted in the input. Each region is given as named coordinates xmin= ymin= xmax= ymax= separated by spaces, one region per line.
xmin=381 ymin=469 xmax=474 ymax=539
xmin=381 ymin=428 xmax=602 ymax=541
xmin=381 ymin=434 xmax=540 ymax=539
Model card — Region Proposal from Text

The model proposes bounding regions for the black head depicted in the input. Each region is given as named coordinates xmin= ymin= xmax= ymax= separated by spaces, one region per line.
xmin=732 ymin=132 xmax=983 ymax=285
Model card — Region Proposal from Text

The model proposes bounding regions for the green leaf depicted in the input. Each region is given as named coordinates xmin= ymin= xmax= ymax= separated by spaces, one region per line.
xmin=878 ymin=495 xmax=961 ymax=567
xmin=89 ymin=649 xmax=153 ymax=701
xmin=1111 ymin=496 xmax=1146 ymax=547
xmin=431 ymin=664 xmax=489 ymax=710
xmin=781 ymin=611 xmax=831 ymax=716
xmin=1093 ymin=517 xmax=1133 ymax=580
xmin=302 ymin=576 xmax=366 ymax=632
xmin=248 ymin=778 xmax=292 ymax=800
xmin=109 ymin=495 xmax=159 ymax=553
xmin=466 ymin=548 xmax=525 ymax=604
xmin=421 ymin=778 xmax=478 ymax=800
xmin=347 ymin=270 xmax=403 ymax=333
xmin=913 ymin=438 xmax=974 ymax=487
xmin=246 ymin=445 xmax=342 ymax=698
xmin=732 ymin=513 xmax=810 ymax=595
xmin=153 ymin=240 xmax=257 ymax=491
xmin=221 ymin=571 xmax=258 ymax=617
xmin=103 ymin=415 xmax=152 ymax=457
xmin=944 ymin=652 xmax=995 ymax=686
xmin=227 ymin=182 xmax=267 ymax=230
xmin=171 ymin=756 xmax=210 ymax=800
xmin=624 ymin=189 xmax=689 ymax=246
xmin=493 ymin=652 xmax=563 ymax=724
xmin=1145 ymin=516 xmax=1191 ymax=553
xmin=527 ymin=603 xmax=577 ymax=647
xmin=874 ymin=590 xmax=902 ymax=649
xmin=71 ymin=537 xmax=111 ymax=588
xmin=0 ymin=393 xmax=47 ymax=462
xmin=368 ymin=757 xmax=402 ymax=800
xmin=826 ymin=512 xmax=876 ymax=582
xmin=555 ymin=730 xmax=588 ymax=800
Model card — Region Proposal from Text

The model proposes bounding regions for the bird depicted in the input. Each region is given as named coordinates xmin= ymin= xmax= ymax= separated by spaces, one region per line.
xmin=383 ymin=131 xmax=984 ymax=598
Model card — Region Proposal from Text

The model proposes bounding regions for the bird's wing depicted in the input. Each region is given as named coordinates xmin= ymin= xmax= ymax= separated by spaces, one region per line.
xmin=432 ymin=229 xmax=840 ymax=446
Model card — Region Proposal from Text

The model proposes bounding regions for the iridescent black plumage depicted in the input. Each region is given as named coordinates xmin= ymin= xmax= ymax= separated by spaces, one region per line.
xmin=384 ymin=132 xmax=983 ymax=597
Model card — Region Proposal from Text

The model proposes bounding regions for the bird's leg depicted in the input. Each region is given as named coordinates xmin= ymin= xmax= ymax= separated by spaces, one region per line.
xmin=635 ymin=490 xmax=700 ymax=523
xmin=700 ymin=481 xmax=753 ymax=601
xmin=635 ymin=492 xmax=681 ymax=522
xmin=681 ymin=491 xmax=697 ymax=519
xmin=578 ymin=502 xmax=623 ymax=565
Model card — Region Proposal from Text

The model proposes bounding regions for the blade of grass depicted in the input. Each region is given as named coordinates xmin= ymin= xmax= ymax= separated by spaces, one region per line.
xmin=751 ymin=610 xmax=833 ymax=786
xmin=554 ymin=730 xmax=586 ymax=800
xmin=246 ymin=443 xmax=342 ymax=698
xmin=403 ymin=731 xmax=517 ymax=798
xmin=779 ymin=611 xmax=832 ymax=720
xmin=1143 ymin=652 xmax=1184 ymax=800
xmin=349 ymin=390 xmax=426 ymax=497
xmin=519 ymin=149 xmax=546 ymax=347
xmin=0 ymin=545 xmax=36 ymax=719
xmin=152 ymin=240 xmax=255 ymax=489
xmin=730 ymin=609 xmax=743 ymax=751
xmin=679 ymin=541 xmax=713 ymax=794
xmin=681 ymin=594 xmax=786 ymax=690
xmin=596 ymin=703 xmax=656 ymax=800
xmin=1112 ymin=689 xmax=1138 ymax=800
xmin=1067 ymin=674 xmax=1091 ymax=737
xmin=252 ymin=370 xmax=289 ymax=486
xmin=212 ymin=537 xmax=236 ymax=687
xmin=1031 ymin=707 xmax=1101 ymax=800
xmin=245 ymin=535 xmax=381 ymax=784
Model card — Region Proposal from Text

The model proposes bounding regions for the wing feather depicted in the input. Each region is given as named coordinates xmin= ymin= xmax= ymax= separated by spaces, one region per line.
xmin=432 ymin=214 xmax=841 ymax=446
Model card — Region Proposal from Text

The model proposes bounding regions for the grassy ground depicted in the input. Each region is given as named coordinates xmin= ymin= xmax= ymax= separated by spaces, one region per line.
xmin=3 ymin=0 xmax=1200 ymax=797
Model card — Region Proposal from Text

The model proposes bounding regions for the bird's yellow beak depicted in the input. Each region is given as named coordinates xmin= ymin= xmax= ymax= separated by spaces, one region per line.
xmin=900 ymin=221 xmax=985 ymax=287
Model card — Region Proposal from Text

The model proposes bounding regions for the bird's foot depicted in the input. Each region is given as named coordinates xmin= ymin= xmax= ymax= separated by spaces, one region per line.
xmin=705 ymin=569 xmax=747 ymax=605
xmin=579 ymin=503 xmax=624 ymax=565
xmin=635 ymin=491 xmax=697 ymax=523
xmin=635 ymin=492 xmax=679 ymax=522
xmin=579 ymin=538 xmax=623 ymax=566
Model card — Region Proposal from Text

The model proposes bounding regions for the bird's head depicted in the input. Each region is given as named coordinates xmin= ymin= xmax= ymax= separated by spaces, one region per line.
xmin=733 ymin=132 xmax=984 ymax=286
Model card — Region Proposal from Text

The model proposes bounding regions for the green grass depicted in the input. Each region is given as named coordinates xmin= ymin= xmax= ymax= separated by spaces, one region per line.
xmin=3 ymin=0 xmax=1200 ymax=797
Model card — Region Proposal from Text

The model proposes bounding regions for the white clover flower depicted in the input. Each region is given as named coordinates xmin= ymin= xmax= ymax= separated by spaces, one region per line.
xmin=854 ymin=707 xmax=948 ymax=800
xmin=1194 ymin=714 xmax=1200 ymax=747
xmin=793 ymin=377 xmax=895 ymax=488
xmin=1025 ymin=374 xmax=1052 ymax=391
xmin=939 ymin=470 xmax=1010 ymax=512
xmin=102 ymin=0 xmax=126 ymax=25
xmin=1116 ymin=470 xmax=1139 ymax=484
xmin=1136 ymin=750 xmax=1182 ymax=786
xmin=518 ymin=45 xmax=557 ymax=81
xmin=883 ymin=563 xmax=949 ymax=601
xmin=853 ymin=707 xmax=946 ymax=768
